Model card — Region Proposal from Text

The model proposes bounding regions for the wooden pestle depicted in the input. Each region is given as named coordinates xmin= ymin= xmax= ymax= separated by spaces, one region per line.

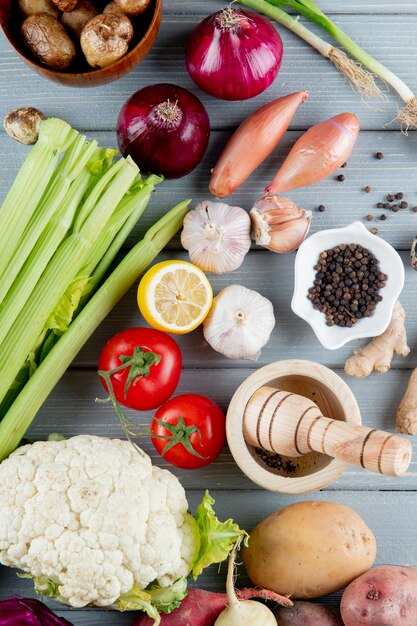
xmin=243 ymin=385 xmax=412 ymax=477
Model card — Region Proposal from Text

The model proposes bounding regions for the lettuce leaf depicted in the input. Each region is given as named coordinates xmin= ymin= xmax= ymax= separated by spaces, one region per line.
xmin=45 ymin=275 xmax=90 ymax=336
xmin=191 ymin=490 xmax=248 ymax=579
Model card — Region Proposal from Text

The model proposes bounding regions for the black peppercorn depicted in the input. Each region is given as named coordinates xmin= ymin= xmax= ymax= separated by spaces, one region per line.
xmin=386 ymin=194 xmax=394 ymax=202
xmin=364 ymin=186 xmax=372 ymax=193
xmin=396 ymin=192 xmax=404 ymax=199
xmin=318 ymin=205 xmax=326 ymax=212
xmin=380 ymin=214 xmax=387 ymax=221
xmin=375 ymin=152 xmax=384 ymax=160
xmin=308 ymin=244 xmax=386 ymax=328
xmin=337 ymin=174 xmax=345 ymax=182
xmin=377 ymin=202 xmax=383 ymax=209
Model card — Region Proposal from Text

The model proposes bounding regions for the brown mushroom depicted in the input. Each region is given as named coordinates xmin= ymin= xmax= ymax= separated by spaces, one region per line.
xmin=19 ymin=0 xmax=60 ymax=18
xmin=80 ymin=12 xmax=133 ymax=68
xmin=21 ymin=13 xmax=77 ymax=70
xmin=61 ymin=0 xmax=99 ymax=39
xmin=114 ymin=0 xmax=151 ymax=16
xmin=3 ymin=107 xmax=46 ymax=145
xmin=103 ymin=2 xmax=123 ymax=14
xmin=51 ymin=0 xmax=78 ymax=10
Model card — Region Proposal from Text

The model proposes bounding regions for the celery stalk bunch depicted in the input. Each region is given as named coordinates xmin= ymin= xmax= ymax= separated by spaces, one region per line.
xmin=0 ymin=118 xmax=189 ymax=460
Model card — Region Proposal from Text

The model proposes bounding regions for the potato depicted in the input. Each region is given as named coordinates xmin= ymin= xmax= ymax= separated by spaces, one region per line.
xmin=80 ymin=12 xmax=133 ymax=68
xmin=275 ymin=601 xmax=343 ymax=626
xmin=341 ymin=565 xmax=417 ymax=625
xmin=19 ymin=0 xmax=60 ymax=18
xmin=61 ymin=0 xmax=99 ymax=39
xmin=243 ymin=501 xmax=376 ymax=599
xmin=21 ymin=14 xmax=76 ymax=69
xmin=3 ymin=107 xmax=46 ymax=145
xmin=103 ymin=1 xmax=123 ymax=14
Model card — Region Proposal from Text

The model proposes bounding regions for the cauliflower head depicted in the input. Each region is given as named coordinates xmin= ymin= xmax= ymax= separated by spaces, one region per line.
xmin=0 ymin=435 xmax=198 ymax=610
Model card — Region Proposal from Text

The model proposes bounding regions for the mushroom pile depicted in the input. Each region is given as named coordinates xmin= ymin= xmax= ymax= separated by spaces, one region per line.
xmin=18 ymin=0 xmax=152 ymax=70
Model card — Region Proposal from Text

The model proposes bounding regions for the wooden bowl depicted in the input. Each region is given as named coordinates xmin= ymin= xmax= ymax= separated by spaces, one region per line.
xmin=0 ymin=0 xmax=162 ymax=87
xmin=227 ymin=360 xmax=362 ymax=494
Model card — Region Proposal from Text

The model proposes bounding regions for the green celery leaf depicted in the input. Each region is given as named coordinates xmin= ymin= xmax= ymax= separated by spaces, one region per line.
xmin=46 ymin=275 xmax=91 ymax=336
xmin=191 ymin=490 xmax=248 ymax=579
xmin=116 ymin=583 xmax=160 ymax=623
xmin=146 ymin=578 xmax=188 ymax=614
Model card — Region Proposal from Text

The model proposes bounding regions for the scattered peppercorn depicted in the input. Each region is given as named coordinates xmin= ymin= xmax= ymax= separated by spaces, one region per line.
xmin=400 ymin=201 xmax=409 ymax=209
xmin=364 ymin=186 xmax=372 ymax=193
xmin=371 ymin=228 xmax=379 ymax=234
xmin=365 ymin=215 xmax=373 ymax=221
xmin=308 ymin=244 xmax=386 ymax=328
xmin=391 ymin=205 xmax=400 ymax=213
xmin=396 ymin=192 xmax=404 ymax=200
xmin=413 ymin=207 xmax=417 ymax=213
xmin=375 ymin=152 xmax=384 ymax=160
xmin=380 ymin=214 xmax=387 ymax=221
xmin=377 ymin=202 xmax=383 ymax=209
xmin=337 ymin=174 xmax=345 ymax=182
xmin=383 ymin=203 xmax=391 ymax=209
xmin=386 ymin=194 xmax=394 ymax=202
xmin=341 ymin=162 xmax=347 ymax=168
xmin=318 ymin=205 xmax=326 ymax=212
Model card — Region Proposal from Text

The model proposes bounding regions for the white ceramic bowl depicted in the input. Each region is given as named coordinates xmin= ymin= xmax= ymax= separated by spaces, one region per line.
xmin=291 ymin=221 xmax=404 ymax=350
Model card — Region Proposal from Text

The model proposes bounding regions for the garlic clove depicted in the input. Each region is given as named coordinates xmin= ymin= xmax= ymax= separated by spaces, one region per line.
xmin=181 ymin=200 xmax=251 ymax=274
xmin=250 ymin=195 xmax=312 ymax=253
xmin=203 ymin=285 xmax=275 ymax=361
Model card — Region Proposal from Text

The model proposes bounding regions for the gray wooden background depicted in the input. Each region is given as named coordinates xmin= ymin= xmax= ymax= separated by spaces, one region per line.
xmin=1 ymin=1 xmax=417 ymax=623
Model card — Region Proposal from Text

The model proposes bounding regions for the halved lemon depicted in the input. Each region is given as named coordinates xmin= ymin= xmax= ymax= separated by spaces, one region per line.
xmin=137 ymin=260 xmax=213 ymax=334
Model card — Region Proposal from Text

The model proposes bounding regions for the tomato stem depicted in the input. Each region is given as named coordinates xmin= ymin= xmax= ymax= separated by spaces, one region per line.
xmin=152 ymin=416 xmax=207 ymax=459
xmin=97 ymin=345 xmax=161 ymax=453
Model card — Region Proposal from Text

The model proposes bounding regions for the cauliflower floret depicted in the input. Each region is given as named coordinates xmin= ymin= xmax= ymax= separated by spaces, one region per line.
xmin=0 ymin=435 xmax=198 ymax=608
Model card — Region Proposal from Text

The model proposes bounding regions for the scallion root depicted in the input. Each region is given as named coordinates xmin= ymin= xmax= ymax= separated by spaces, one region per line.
xmin=396 ymin=97 xmax=417 ymax=134
xmin=329 ymin=48 xmax=382 ymax=98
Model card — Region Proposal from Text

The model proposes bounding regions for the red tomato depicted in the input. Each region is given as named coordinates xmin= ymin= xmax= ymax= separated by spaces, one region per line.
xmin=98 ymin=328 xmax=182 ymax=411
xmin=150 ymin=394 xmax=226 ymax=469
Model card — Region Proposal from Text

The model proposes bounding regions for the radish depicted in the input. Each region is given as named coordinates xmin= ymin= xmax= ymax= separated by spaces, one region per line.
xmin=214 ymin=538 xmax=278 ymax=625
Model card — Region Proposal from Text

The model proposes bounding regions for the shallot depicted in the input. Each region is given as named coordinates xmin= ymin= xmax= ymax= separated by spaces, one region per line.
xmin=210 ymin=91 xmax=308 ymax=198
xmin=186 ymin=7 xmax=283 ymax=101
xmin=265 ymin=112 xmax=360 ymax=194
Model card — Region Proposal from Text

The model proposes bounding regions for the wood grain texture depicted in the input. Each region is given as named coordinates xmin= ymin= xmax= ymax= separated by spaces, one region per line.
xmin=20 ymin=367 xmax=417 ymax=492
xmin=1 ymin=130 xmax=417 ymax=250
xmin=1 ymin=490 xmax=417 ymax=620
xmin=2 ymin=13 xmax=417 ymax=131
xmin=72 ymin=250 xmax=417 ymax=370
xmin=1 ymin=2 xmax=417 ymax=623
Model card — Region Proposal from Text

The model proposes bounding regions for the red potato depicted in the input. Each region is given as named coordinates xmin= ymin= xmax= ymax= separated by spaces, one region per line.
xmin=132 ymin=587 xmax=292 ymax=625
xmin=341 ymin=565 xmax=417 ymax=625
xmin=275 ymin=601 xmax=343 ymax=625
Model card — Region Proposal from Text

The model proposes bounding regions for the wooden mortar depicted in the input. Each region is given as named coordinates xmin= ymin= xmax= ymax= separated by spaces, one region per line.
xmin=226 ymin=360 xmax=412 ymax=494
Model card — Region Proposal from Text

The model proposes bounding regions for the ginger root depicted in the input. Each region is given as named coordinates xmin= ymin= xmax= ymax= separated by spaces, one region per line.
xmin=344 ymin=301 xmax=410 ymax=378
xmin=397 ymin=369 xmax=417 ymax=435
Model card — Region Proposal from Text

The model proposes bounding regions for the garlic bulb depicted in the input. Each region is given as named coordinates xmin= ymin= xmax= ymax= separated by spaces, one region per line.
xmin=250 ymin=195 xmax=312 ymax=253
xmin=203 ymin=285 xmax=275 ymax=361
xmin=181 ymin=201 xmax=251 ymax=274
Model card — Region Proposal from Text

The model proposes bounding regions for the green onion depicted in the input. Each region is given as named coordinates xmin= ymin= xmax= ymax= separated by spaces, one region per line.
xmin=241 ymin=0 xmax=417 ymax=129
xmin=0 ymin=200 xmax=190 ymax=461
xmin=237 ymin=0 xmax=380 ymax=98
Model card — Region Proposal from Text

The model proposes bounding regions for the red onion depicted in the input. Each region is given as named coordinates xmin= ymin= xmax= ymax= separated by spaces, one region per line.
xmin=185 ymin=8 xmax=283 ymax=101
xmin=117 ymin=83 xmax=210 ymax=179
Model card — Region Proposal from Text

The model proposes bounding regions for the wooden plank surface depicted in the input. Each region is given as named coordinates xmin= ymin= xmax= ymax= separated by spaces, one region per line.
xmin=1 ymin=130 xmax=417 ymax=251
xmin=1 ymin=490 xmax=416 ymax=622
xmin=1 ymin=0 xmax=417 ymax=623
xmin=2 ymin=13 xmax=417 ymax=132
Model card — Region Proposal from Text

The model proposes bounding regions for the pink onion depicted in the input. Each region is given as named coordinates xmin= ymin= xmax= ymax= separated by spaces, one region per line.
xmin=117 ymin=83 xmax=210 ymax=179
xmin=185 ymin=8 xmax=283 ymax=101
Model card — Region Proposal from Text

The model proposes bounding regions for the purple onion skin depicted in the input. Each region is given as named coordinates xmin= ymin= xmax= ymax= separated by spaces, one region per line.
xmin=0 ymin=597 xmax=73 ymax=626
xmin=117 ymin=83 xmax=210 ymax=179
xmin=186 ymin=8 xmax=283 ymax=101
